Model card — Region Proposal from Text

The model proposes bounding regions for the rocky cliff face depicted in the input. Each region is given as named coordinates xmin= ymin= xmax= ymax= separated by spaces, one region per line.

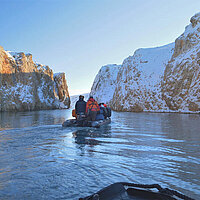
xmin=54 ymin=73 xmax=70 ymax=108
xmin=90 ymin=44 xmax=174 ymax=111
xmin=90 ymin=64 xmax=120 ymax=105
xmin=162 ymin=13 xmax=200 ymax=112
xmin=111 ymin=43 xmax=174 ymax=112
xmin=0 ymin=46 xmax=70 ymax=111
xmin=91 ymin=12 xmax=200 ymax=113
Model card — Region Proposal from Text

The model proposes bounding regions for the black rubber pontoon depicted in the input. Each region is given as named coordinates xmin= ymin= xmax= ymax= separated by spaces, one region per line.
xmin=79 ymin=182 xmax=195 ymax=200
xmin=62 ymin=118 xmax=111 ymax=128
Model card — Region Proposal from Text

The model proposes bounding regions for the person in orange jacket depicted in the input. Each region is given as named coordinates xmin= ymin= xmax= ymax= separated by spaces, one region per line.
xmin=103 ymin=103 xmax=107 ymax=107
xmin=86 ymin=96 xmax=100 ymax=121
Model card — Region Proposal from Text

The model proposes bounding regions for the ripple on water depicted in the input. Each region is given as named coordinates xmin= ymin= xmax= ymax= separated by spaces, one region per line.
xmin=0 ymin=110 xmax=200 ymax=199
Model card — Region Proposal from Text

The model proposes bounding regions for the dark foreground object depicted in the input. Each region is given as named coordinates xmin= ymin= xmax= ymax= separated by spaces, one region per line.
xmin=62 ymin=118 xmax=111 ymax=128
xmin=80 ymin=182 xmax=195 ymax=200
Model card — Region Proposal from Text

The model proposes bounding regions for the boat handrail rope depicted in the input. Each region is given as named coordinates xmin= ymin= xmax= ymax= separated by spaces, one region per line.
xmin=80 ymin=182 xmax=195 ymax=200
xmin=120 ymin=182 xmax=195 ymax=200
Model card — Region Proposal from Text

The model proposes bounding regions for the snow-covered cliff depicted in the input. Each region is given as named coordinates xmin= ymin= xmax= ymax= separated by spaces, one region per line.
xmin=0 ymin=46 xmax=70 ymax=111
xmin=54 ymin=73 xmax=70 ymax=108
xmin=91 ymin=12 xmax=200 ymax=113
xmin=90 ymin=64 xmax=121 ymax=105
xmin=90 ymin=44 xmax=174 ymax=111
xmin=111 ymin=43 xmax=174 ymax=112
xmin=162 ymin=13 xmax=200 ymax=112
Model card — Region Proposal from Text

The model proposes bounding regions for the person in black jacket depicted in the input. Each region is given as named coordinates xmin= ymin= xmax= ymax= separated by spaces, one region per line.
xmin=75 ymin=95 xmax=86 ymax=125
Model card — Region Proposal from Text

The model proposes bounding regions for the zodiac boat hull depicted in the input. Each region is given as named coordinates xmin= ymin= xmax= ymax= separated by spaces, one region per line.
xmin=62 ymin=118 xmax=111 ymax=128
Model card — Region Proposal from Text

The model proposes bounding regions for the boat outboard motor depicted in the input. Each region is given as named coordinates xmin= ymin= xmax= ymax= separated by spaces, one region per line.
xmin=77 ymin=112 xmax=87 ymax=126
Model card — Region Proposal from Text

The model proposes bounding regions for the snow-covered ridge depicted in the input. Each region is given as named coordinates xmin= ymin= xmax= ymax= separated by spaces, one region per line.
xmin=91 ymin=12 xmax=200 ymax=113
xmin=111 ymin=43 xmax=174 ymax=112
xmin=173 ymin=12 xmax=200 ymax=58
xmin=0 ymin=46 xmax=70 ymax=111
xmin=122 ymin=43 xmax=174 ymax=83
xmin=90 ymin=43 xmax=175 ymax=111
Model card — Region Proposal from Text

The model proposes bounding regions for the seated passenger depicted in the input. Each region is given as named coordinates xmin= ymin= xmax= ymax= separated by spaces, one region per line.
xmin=75 ymin=95 xmax=86 ymax=122
xmin=86 ymin=96 xmax=100 ymax=121
xmin=106 ymin=107 xmax=112 ymax=118
xmin=96 ymin=104 xmax=105 ymax=120
xmin=100 ymin=103 xmax=108 ymax=119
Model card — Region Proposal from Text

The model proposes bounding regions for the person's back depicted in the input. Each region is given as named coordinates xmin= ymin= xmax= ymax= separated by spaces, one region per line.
xmin=86 ymin=96 xmax=100 ymax=121
xmin=75 ymin=95 xmax=86 ymax=115
xmin=75 ymin=95 xmax=87 ymax=126
xmin=96 ymin=105 xmax=105 ymax=120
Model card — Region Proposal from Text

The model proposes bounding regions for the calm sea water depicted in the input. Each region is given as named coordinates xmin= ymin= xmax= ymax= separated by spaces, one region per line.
xmin=0 ymin=110 xmax=199 ymax=199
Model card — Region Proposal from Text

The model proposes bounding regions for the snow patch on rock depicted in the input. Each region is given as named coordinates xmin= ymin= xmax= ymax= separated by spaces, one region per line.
xmin=111 ymin=43 xmax=174 ymax=112
xmin=90 ymin=64 xmax=121 ymax=105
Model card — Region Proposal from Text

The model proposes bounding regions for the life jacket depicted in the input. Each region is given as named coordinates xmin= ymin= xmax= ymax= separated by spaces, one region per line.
xmin=86 ymin=98 xmax=100 ymax=113
xmin=72 ymin=109 xmax=77 ymax=118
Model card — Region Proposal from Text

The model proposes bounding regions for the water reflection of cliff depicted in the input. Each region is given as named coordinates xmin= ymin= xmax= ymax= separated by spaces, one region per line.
xmin=0 ymin=109 xmax=71 ymax=130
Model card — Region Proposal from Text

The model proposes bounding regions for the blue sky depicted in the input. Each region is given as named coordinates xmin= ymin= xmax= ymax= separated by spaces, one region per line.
xmin=1 ymin=0 xmax=200 ymax=95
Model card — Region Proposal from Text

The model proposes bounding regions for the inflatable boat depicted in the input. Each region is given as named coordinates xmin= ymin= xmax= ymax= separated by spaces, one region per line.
xmin=79 ymin=182 xmax=194 ymax=200
xmin=62 ymin=118 xmax=111 ymax=128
